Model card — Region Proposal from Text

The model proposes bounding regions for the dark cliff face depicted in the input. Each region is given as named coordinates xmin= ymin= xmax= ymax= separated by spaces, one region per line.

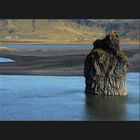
xmin=84 ymin=31 xmax=129 ymax=96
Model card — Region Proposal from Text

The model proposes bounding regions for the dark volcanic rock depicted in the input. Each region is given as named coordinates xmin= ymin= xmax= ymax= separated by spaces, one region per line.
xmin=84 ymin=31 xmax=129 ymax=96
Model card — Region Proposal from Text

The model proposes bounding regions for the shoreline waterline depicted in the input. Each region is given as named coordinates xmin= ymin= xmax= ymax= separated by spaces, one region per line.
xmin=0 ymin=39 xmax=139 ymax=45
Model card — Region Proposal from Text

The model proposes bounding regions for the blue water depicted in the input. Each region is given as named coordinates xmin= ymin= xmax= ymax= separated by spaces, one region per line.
xmin=0 ymin=57 xmax=15 ymax=62
xmin=0 ymin=44 xmax=93 ymax=49
xmin=0 ymin=73 xmax=139 ymax=121
xmin=0 ymin=44 xmax=139 ymax=49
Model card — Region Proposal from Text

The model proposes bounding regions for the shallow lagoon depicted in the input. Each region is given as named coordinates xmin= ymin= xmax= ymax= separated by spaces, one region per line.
xmin=1 ymin=44 xmax=139 ymax=49
xmin=0 ymin=72 xmax=139 ymax=121
xmin=0 ymin=57 xmax=15 ymax=62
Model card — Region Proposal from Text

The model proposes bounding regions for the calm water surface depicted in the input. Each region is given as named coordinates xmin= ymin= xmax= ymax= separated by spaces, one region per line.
xmin=1 ymin=44 xmax=139 ymax=49
xmin=0 ymin=57 xmax=15 ymax=62
xmin=0 ymin=73 xmax=139 ymax=121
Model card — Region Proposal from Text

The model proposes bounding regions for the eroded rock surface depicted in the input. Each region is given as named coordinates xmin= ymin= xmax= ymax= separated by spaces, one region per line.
xmin=84 ymin=31 xmax=128 ymax=95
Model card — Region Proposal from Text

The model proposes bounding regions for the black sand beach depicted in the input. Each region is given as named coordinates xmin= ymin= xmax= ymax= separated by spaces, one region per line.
xmin=0 ymin=46 xmax=139 ymax=75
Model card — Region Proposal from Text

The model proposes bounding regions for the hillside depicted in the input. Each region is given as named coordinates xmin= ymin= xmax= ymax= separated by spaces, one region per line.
xmin=0 ymin=19 xmax=139 ymax=44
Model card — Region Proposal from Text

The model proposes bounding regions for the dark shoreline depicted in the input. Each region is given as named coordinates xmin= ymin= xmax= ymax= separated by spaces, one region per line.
xmin=0 ymin=47 xmax=139 ymax=76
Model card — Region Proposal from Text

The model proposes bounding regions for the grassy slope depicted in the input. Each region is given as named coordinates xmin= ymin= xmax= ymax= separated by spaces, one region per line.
xmin=0 ymin=19 xmax=139 ymax=44
xmin=0 ymin=19 xmax=105 ymax=41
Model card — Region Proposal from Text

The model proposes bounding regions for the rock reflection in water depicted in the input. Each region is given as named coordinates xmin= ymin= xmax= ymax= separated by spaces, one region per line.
xmin=85 ymin=94 xmax=128 ymax=121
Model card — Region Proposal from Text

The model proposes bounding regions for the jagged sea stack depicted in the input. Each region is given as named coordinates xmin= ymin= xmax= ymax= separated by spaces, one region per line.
xmin=84 ymin=31 xmax=128 ymax=96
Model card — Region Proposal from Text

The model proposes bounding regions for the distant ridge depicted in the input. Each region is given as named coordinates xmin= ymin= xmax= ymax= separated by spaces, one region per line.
xmin=0 ymin=19 xmax=139 ymax=43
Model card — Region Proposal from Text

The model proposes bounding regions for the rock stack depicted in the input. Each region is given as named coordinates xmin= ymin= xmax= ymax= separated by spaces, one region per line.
xmin=84 ymin=31 xmax=128 ymax=96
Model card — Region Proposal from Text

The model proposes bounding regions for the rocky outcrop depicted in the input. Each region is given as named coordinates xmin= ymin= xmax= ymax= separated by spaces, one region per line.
xmin=84 ymin=31 xmax=128 ymax=96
